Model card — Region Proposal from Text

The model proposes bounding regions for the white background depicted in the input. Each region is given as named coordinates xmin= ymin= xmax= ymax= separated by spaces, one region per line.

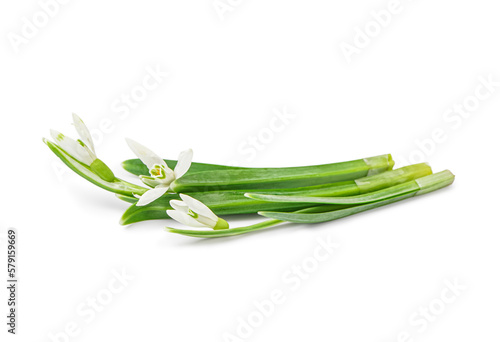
xmin=1 ymin=0 xmax=499 ymax=341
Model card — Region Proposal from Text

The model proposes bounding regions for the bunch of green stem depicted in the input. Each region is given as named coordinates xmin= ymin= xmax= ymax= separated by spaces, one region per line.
xmin=120 ymin=162 xmax=431 ymax=225
xmin=45 ymin=139 xmax=454 ymax=238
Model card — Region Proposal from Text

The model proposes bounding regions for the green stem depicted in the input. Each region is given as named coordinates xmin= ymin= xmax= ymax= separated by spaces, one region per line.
xmin=170 ymin=154 xmax=394 ymax=193
xmin=247 ymin=163 xmax=431 ymax=199
xmin=167 ymin=171 xmax=454 ymax=238
xmin=258 ymin=170 xmax=455 ymax=223
xmin=246 ymin=179 xmax=418 ymax=205
xmin=167 ymin=219 xmax=284 ymax=238
xmin=166 ymin=205 xmax=336 ymax=238
xmin=246 ymin=170 xmax=453 ymax=206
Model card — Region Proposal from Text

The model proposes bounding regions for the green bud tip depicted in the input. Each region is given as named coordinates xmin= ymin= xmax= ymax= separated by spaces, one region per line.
xmin=213 ymin=218 xmax=230 ymax=230
xmin=90 ymin=159 xmax=116 ymax=182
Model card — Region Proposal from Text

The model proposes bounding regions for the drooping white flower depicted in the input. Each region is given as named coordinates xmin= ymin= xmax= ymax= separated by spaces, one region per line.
xmin=50 ymin=113 xmax=97 ymax=166
xmin=126 ymin=138 xmax=193 ymax=206
xmin=167 ymin=194 xmax=229 ymax=230
xmin=50 ymin=114 xmax=115 ymax=182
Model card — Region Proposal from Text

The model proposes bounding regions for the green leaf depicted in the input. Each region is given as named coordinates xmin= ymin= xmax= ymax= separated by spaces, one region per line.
xmin=246 ymin=181 xmax=420 ymax=205
xmin=170 ymin=154 xmax=394 ymax=193
xmin=258 ymin=193 xmax=417 ymax=223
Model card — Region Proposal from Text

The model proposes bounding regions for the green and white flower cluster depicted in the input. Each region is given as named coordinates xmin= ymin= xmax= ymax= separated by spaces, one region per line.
xmin=125 ymin=138 xmax=192 ymax=206
xmin=45 ymin=115 xmax=455 ymax=238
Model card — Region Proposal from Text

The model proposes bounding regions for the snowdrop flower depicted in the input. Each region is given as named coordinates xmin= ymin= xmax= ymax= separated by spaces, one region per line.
xmin=167 ymin=194 xmax=229 ymax=230
xmin=50 ymin=114 xmax=115 ymax=181
xmin=126 ymin=138 xmax=193 ymax=206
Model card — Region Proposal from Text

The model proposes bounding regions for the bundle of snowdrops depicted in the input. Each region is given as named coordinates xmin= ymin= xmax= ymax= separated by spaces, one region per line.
xmin=44 ymin=115 xmax=455 ymax=238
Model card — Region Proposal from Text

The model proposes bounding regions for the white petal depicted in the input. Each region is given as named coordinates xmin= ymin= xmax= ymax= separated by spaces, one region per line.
xmin=173 ymin=148 xmax=193 ymax=179
xmin=50 ymin=129 xmax=95 ymax=165
xmin=179 ymin=193 xmax=218 ymax=222
xmin=136 ymin=186 xmax=169 ymax=206
xmin=72 ymin=113 xmax=95 ymax=154
xmin=194 ymin=215 xmax=217 ymax=228
xmin=161 ymin=168 xmax=176 ymax=184
xmin=169 ymin=200 xmax=189 ymax=213
xmin=125 ymin=138 xmax=167 ymax=170
xmin=166 ymin=210 xmax=207 ymax=228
